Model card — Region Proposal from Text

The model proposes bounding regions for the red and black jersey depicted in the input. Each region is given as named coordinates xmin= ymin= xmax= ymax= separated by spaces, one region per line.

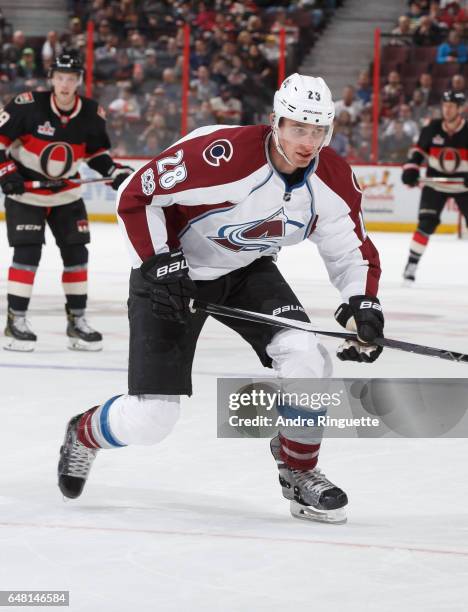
xmin=404 ymin=117 xmax=468 ymax=193
xmin=0 ymin=91 xmax=115 ymax=206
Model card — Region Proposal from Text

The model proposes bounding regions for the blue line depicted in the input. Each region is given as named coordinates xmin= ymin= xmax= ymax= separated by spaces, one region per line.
xmin=100 ymin=395 xmax=126 ymax=447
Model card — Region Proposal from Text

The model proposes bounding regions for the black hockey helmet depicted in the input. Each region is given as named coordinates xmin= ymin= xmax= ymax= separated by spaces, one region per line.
xmin=441 ymin=90 xmax=466 ymax=106
xmin=49 ymin=50 xmax=84 ymax=77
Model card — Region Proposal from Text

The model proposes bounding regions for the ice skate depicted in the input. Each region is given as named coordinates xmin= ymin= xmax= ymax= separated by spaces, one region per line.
xmin=3 ymin=308 xmax=37 ymax=352
xmin=403 ymin=262 xmax=417 ymax=286
xmin=270 ymin=436 xmax=348 ymax=524
xmin=66 ymin=306 xmax=103 ymax=351
xmin=58 ymin=413 xmax=98 ymax=499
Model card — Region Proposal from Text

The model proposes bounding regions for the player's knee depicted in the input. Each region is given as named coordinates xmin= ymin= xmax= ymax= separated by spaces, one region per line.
xmin=60 ymin=244 xmax=88 ymax=267
xmin=266 ymin=329 xmax=332 ymax=378
xmin=13 ymin=244 xmax=42 ymax=266
xmin=418 ymin=214 xmax=439 ymax=235
xmin=108 ymin=394 xmax=180 ymax=446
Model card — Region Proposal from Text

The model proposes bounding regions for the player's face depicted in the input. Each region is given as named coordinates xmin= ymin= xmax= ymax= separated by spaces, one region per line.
xmin=51 ymin=71 xmax=80 ymax=104
xmin=277 ymin=119 xmax=328 ymax=167
xmin=442 ymin=101 xmax=460 ymax=123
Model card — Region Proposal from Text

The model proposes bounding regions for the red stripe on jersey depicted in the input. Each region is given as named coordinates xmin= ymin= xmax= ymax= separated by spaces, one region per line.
xmin=8 ymin=267 xmax=36 ymax=284
xmin=429 ymin=146 xmax=468 ymax=160
xmin=316 ymin=148 xmax=381 ymax=297
xmin=62 ymin=270 xmax=88 ymax=283
xmin=413 ymin=231 xmax=429 ymax=246
xmin=19 ymin=134 xmax=87 ymax=160
xmin=0 ymin=134 xmax=12 ymax=147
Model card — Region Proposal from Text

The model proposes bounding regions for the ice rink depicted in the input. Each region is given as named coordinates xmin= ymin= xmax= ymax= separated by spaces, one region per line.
xmin=0 ymin=222 xmax=467 ymax=612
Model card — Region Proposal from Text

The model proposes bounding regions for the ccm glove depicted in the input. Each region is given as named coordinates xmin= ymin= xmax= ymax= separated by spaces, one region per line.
xmin=140 ymin=250 xmax=197 ymax=323
xmin=334 ymin=295 xmax=384 ymax=363
xmin=1 ymin=171 xmax=25 ymax=196
xmin=401 ymin=167 xmax=419 ymax=187
xmin=109 ymin=164 xmax=133 ymax=191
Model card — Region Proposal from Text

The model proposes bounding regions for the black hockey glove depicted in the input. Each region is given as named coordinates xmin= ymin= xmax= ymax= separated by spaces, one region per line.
xmin=401 ymin=167 xmax=419 ymax=187
xmin=108 ymin=165 xmax=133 ymax=191
xmin=140 ymin=250 xmax=197 ymax=324
xmin=334 ymin=296 xmax=384 ymax=363
xmin=1 ymin=171 xmax=25 ymax=196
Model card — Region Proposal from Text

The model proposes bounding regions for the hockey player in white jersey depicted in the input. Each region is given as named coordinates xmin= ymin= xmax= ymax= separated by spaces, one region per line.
xmin=57 ymin=74 xmax=384 ymax=523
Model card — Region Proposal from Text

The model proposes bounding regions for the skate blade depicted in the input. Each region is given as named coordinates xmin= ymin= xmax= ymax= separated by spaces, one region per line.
xmin=3 ymin=337 xmax=36 ymax=352
xmin=67 ymin=337 xmax=103 ymax=352
xmin=290 ymin=501 xmax=347 ymax=524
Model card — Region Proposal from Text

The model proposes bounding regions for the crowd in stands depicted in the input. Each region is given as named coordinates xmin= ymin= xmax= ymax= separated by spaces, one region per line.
xmin=329 ymin=0 xmax=468 ymax=164
xmin=0 ymin=1 xmax=338 ymax=157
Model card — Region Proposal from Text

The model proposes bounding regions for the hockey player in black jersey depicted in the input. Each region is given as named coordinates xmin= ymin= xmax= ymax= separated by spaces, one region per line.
xmin=0 ymin=51 xmax=133 ymax=351
xmin=401 ymin=90 xmax=468 ymax=283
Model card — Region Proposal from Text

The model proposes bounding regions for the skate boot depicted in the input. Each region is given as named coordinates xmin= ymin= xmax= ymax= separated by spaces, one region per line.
xmin=403 ymin=261 xmax=417 ymax=285
xmin=4 ymin=308 xmax=37 ymax=352
xmin=270 ymin=436 xmax=348 ymax=524
xmin=58 ymin=413 xmax=99 ymax=499
xmin=66 ymin=306 xmax=102 ymax=351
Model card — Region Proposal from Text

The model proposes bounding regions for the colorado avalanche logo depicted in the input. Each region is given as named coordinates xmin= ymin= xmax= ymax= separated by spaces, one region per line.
xmin=209 ymin=208 xmax=291 ymax=252
xmin=202 ymin=139 xmax=233 ymax=167
xmin=438 ymin=147 xmax=461 ymax=173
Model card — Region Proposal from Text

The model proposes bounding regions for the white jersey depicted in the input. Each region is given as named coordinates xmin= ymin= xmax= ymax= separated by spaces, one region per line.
xmin=117 ymin=124 xmax=380 ymax=300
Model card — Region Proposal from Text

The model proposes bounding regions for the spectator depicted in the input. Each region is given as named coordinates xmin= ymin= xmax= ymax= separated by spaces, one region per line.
xmin=190 ymin=64 xmax=218 ymax=102
xmin=270 ymin=8 xmax=299 ymax=46
xmin=334 ymin=85 xmax=362 ymax=123
xmin=355 ymin=70 xmax=372 ymax=105
xmin=156 ymin=37 xmax=179 ymax=70
xmin=406 ymin=1 xmax=425 ymax=30
xmin=260 ymin=34 xmax=281 ymax=64
xmin=136 ymin=48 xmax=162 ymax=92
xmin=330 ymin=119 xmax=349 ymax=157
xmin=416 ymin=72 xmax=438 ymax=106
xmin=190 ymin=39 xmax=210 ymax=73
xmin=41 ymin=31 xmax=63 ymax=74
xmin=210 ymin=84 xmax=242 ymax=124
xmin=335 ymin=109 xmax=353 ymax=142
xmin=127 ymin=32 xmax=146 ymax=67
xmin=108 ymin=84 xmax=141 ymax=121
xmin=351 ymin=121 xmax=373 ymax=162
xmin=436 ymin=30 xmax=468 ymax=64
xmin=380 ymin=120 xmax=413 ymax=163
xmin=94 ymin=34 xmax=119 ymax=81
xmin=193 ymin=2 xmax=216 ymax=32
xmin=413 ymin=15 xmax=444 ymax=46
xmin=63 ymin=17 xmax=84 ymax=49
xmin=410 ymin=88 xmax=430 ymax=125
xmin=16 ymin=48 xmax=41 ymax=80
xmin=439 ymin=1 xmax=467 ymax=29
xmin=160 ymin=67 xmax=180 ymax=101
xmin=2 ymin=30 xmax=26 ymax=66
xmin=381 ymin=70 xmax=404 ymax=117
xmin=191 ymin=100 xmax=216 ymax=127
xmin=384 ymin=104 xmax=419 ymax=141
xmin=451 ymin=73 xmax=466 ymax=95
xmin=95 ymin=19 xmax=112 ymax=48
xmin=390 ymin=15 xmax=414 ymax=44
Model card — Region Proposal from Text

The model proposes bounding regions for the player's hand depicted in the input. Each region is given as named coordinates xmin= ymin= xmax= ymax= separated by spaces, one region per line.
xmin=334 ymin=296 xmax=384 ymax=362
xmin=109 ymin=165 xmax=133 ymax=191
xmin=140 ymin=250 xmax=197 ymax=324
xmin=401 ymin=167 xmax=419 ymax=187
xmin=1 ymin=172 xmax=25 ymax=195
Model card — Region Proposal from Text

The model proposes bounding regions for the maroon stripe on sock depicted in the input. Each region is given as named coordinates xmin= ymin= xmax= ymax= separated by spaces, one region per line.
xmin=77 ymin=407 xmax=100 ymax=448
xmin=279 ymin=433 xmax=321 ymax=470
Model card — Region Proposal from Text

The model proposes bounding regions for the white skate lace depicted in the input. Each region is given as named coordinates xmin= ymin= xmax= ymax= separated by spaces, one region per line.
xmin=74 ymin=315 xmax=95 ymax=334
xmin=13 ymin=314 xmax=34 ymax=334
xmin=67 ymin=442 xmax=97 ymax=478
xmin=292 ymin=467 xmax=335 ymax=496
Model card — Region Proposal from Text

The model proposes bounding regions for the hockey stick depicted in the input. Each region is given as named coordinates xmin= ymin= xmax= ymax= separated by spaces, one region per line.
xmin=190 ymin=299 xmax=468 ymax=364
xmin=418 ymin=177 xmax=464 ymax=186
xmin=24 ymin=177 xmax=112 ymax=190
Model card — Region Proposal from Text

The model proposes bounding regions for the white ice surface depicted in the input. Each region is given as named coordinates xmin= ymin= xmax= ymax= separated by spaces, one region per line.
xmin=0 ymin=224 xmax=467 ymax=612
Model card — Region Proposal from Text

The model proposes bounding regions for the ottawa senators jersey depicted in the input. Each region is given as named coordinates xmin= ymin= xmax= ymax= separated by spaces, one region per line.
xmin=117 ymin=124 xmax=381 ymax=300
xmin=0 ymin=91 xmax=115 ymax=206
xmin=404 ymin=117 xmax=468 ymax=193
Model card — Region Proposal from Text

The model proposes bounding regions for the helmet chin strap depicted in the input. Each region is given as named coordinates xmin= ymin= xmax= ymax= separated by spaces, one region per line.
xmin=272 ymin=126 xmax=295 ymax=167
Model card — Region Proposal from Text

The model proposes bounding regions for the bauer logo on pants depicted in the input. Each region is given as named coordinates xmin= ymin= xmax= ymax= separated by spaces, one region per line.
xmin=77 ymin=219 xmax=89 ymax=233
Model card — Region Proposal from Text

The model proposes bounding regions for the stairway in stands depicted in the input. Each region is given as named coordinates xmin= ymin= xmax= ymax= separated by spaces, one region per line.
xmin=300 ymin=0 xmax=407 ymax=98
xmin=2 ymin=0 xmax=68 ymax=36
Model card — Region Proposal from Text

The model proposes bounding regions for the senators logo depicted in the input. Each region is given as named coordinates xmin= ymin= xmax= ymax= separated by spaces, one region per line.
xmin=209 ymin=208 xmax=297 ymax=252
xmin=40 ymin=142 xmax=74 ymax=178
xmin=438 ymin=147 xmax=461 ymax=173
xmin=202 ymin=139 xmax=233 ymax=167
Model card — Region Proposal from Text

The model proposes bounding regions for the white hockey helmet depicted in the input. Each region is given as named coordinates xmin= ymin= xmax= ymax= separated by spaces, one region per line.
xmin=273 ymin=73 xmax=335 ymax=150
